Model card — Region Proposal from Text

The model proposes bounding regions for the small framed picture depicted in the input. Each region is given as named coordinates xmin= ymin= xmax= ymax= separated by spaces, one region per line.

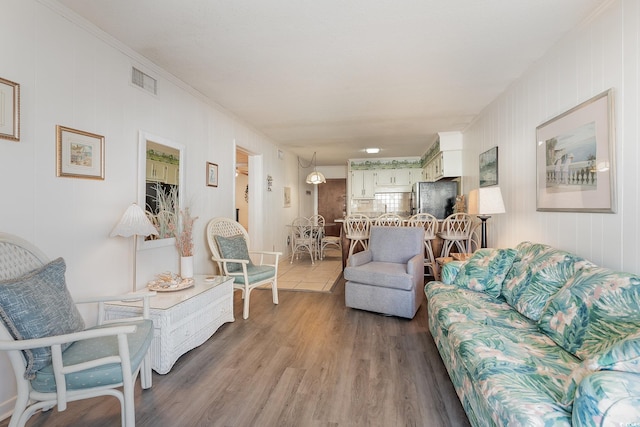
xmin=0 ymin=77 xmax=20 ymax=141
xmin=56 ymin=125 xmax=104 ymax=179
xmin=207 ymin=162 xmax=218 ymax=187
xmin=284 ymin=187 xmax=291 ymax=208
xmin=479 ymin=146 xmax=498 ymax=187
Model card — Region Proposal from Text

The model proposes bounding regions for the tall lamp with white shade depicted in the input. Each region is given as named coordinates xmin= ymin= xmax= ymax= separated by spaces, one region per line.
xmin=111 ymin=203 xmax=159 ymax=291
xmin=468 ymin=187 xmax=505 ymax=248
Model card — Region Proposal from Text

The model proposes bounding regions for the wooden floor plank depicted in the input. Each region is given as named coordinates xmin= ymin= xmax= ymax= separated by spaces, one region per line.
xmin=0 ymin=277 xmax=470 ymax=427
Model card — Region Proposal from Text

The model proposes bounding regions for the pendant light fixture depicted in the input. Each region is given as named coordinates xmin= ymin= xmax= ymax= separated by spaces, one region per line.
xmin=302 ymin=152 xmax=326 ymax=184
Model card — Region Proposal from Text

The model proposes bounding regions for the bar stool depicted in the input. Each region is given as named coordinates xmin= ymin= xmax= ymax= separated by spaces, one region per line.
xmin=344 ymin=214 xmax=371 ymax=259
xmin=408 ymin=213 xmax=439 ymax=277
xmin=374 ymin=213 xmax=404 ymax=226
xmin=438 ymin=213 xmax=473 ymax=258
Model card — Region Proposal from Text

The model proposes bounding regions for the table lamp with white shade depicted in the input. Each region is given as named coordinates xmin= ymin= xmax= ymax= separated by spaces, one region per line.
xmin=111 ymin=203 xmax=159 ymax=291
xmin=468 ymin=187 xmax=505 ymax=248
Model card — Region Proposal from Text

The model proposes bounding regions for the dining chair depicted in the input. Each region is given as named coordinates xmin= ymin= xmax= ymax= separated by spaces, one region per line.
xmin=289 ymin=217 xmax=316 ymax=265
xmin=315 ymin=214 xmax=342 ymax=260
xmin=308 ymin=214 xmax=325 ymax=261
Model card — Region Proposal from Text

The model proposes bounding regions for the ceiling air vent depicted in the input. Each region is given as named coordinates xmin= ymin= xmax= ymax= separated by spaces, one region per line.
xmin=131 ymin=67 xmax=157 ymax=95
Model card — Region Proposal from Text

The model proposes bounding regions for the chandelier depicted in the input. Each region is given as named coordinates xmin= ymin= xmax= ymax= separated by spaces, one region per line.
xmin=301 ymin=152 xmax=326 ymax=185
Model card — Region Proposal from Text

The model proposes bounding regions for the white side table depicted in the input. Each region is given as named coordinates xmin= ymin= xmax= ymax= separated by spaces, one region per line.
xmin=104 ymin=275 xmax=234 ymax=374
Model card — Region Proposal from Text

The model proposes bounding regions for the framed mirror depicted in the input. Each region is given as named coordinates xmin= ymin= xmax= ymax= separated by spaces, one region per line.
xmin=137 ymin=131 xmax=185 ymax=249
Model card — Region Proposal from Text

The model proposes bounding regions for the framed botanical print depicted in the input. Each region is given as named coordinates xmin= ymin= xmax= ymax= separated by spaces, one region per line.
xmin=56 ymin=125 xmax=104 ymax=179
xmin=207 ymin=162 xmax=218 ymax=187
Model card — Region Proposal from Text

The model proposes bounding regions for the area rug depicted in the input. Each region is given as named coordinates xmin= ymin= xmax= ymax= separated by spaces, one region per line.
xmin=259 ymin=248 xmax=343 ymax=293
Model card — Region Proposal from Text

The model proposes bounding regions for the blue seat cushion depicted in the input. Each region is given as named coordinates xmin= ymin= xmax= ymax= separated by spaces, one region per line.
xmin=30 ymin=319 xmax=154 ymax=393
xmin=232 ymin=265 xmax=275 ymax=285
xmin=344 ymin=261 xmax=412 ymax=291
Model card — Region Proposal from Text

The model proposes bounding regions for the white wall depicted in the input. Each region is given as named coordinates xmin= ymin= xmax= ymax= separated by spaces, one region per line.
xmin=318 ymin=165 xmax=348 ymax=179
xmin=462 ymin=0 xmax=639 ymax=275
xmin=0 ymin=0 xmax=301 ymax=416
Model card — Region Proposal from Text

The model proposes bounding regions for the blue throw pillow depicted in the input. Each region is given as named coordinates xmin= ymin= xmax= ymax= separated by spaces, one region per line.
xmin=452 ymin=248 xmax=517 ymax=298
xmin=0 ymin=257 xmax=85 ymax=379
xmin=214 ymin=234 xmax=253 ymax=272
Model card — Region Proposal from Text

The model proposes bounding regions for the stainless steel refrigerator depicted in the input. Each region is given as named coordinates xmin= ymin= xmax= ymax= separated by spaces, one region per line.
xmin=411 ymin=181 xmax=458 ymax=219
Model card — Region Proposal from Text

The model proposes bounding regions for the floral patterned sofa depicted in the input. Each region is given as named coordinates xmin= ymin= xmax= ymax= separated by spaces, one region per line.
xmin=425 ymin=242 xmax=640 ymax=427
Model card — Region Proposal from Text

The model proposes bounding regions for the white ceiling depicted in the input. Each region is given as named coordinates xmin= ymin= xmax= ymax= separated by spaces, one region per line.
xmin=57 ymin=0 xmax=608 ymax=165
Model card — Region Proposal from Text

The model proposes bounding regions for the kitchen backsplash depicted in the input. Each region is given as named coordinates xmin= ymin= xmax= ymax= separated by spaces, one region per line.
xmin=350 ymin=192 xmax=411 ymax=217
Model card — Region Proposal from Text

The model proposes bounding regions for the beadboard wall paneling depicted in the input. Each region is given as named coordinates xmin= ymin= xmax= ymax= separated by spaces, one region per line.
xmin=464 ymin=0 xmax=640 ymax=274
xmin=0 ymin=0 xmax=301 ymax=414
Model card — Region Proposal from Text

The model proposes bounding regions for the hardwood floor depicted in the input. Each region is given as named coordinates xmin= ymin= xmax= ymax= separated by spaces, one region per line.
xmin=1 ymin=277 xmax=470 ymax=427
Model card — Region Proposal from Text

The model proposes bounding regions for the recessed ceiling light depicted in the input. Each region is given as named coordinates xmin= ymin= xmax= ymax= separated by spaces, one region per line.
xmin=365 ymin=148 xmax=380 ymax=154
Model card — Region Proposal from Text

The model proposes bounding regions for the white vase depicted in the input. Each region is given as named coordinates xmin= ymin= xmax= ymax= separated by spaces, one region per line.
xmin=180 ymin=256 xmax=194 ymax=279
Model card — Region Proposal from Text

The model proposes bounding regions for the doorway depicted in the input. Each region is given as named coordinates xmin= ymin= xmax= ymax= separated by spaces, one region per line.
xmin=235 ymin=148 xmax=250 ymax=230
xmin=318 ymin=179 xmax=346 ymax=237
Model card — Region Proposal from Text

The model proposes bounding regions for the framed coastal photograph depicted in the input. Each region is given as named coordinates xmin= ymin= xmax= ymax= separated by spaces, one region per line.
xmin=56 ymin=125 xmax=104 ymax=179
xmin=536 ymin=88 xmax=615 ymax=213
xmin=207 ymin=162 xmax=218 ymax=187
xmin=479 ymin=146 xmax=498 ymax=187
xmin=0 ymin=77 xmax=20 ymax=141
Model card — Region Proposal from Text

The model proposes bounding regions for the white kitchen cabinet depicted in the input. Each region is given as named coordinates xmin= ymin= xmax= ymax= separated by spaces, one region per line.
xmin=146 ymin=159 xmax=179 ymax=185
xmin=350 ymin=170 xmax=376 ymax=199
xmin=423 ymin=132 xmax=463 ymax=181
xmin=375 ymin=168 xmax=415 ymax=187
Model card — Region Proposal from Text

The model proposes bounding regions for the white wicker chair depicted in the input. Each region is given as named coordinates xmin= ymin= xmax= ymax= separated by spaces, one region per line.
xmin=438 ymin=213 xmax=474 ymax=258
xmin=289 ymin=217 xmax=316 ymax=265
xmin=308 ymin=214 xmax=326 ymax=261
xmin=206 ymin=217 xmax=281 ymax=319
xmin=0 ymin=233 xmax=155 ymax=427
xmin=374 ymin=213 xmax=404 ymax=226
xmin=344 ymin=214 xmax=371 ymax=259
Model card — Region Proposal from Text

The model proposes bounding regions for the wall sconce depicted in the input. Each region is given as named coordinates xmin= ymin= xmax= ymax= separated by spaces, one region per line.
xmin=266 ymin=175 xmax=273 ymax=191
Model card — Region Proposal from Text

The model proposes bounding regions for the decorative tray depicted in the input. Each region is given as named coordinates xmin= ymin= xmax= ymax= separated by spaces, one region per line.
xmin=147 ymin=273 xmax=195 ymax=292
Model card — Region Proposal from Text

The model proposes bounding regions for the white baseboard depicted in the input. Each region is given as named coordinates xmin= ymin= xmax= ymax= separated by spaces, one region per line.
xmin=0 ymin=396 xmax=15 ymax=423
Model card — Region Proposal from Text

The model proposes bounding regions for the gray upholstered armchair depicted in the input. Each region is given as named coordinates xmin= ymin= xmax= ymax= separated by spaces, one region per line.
xmin=343 ymin=226 xmax=425 ymax=319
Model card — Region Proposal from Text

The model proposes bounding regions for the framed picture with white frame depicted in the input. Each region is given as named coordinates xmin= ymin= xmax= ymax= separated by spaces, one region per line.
xmin=535 ymin=89 xmax=615 ymax=213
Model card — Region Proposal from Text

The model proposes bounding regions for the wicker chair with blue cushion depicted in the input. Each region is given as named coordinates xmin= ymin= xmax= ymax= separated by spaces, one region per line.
xmin=206 ymin=217 xmax=281 ymax=319
xmin=343 ymin=226 xmax=425 ymax=319
xmin=0 ymin=233 xmax=155 ymax=427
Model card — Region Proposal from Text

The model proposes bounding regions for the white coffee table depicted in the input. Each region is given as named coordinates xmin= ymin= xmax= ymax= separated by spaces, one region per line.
xmin=104 ymin=275 xmax=234 ymax=374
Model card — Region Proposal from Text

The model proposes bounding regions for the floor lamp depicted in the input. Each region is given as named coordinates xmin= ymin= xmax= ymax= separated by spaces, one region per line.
xmin=111 ymin=203 xmax=159 ymax=292
xmin=468 ymin=187 xmax=505 ymax=248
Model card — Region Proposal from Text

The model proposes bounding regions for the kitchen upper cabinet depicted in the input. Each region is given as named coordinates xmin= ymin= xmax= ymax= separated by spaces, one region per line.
xmin=350 ymin=170 xmax=376 ymax=199
xmin=423 ymin=131 xmax=463 ymax=182
xmin=146 ymin=159 xmax=179 ymax=185
xmin=375 ymin=168 xmax=415 ymax=187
